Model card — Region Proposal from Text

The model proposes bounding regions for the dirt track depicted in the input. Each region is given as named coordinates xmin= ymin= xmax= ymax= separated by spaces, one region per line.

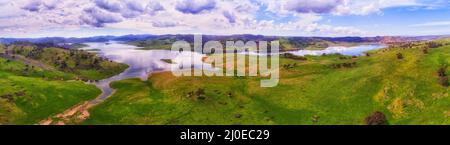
xmin=38 ymin=101 xmax=92 ymax=125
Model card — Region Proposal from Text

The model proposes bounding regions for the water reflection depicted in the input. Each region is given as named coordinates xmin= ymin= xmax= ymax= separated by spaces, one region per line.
xmin=243 ymin=45 xmax=385 ymax=56
xmin=288 ymin=45 xmax=386 ymax=56
xmin=80 ymin=42 xmax=214 ymax=104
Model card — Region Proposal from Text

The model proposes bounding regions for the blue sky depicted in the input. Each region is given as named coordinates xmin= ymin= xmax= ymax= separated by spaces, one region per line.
xmin=0 ymin=0 xmax=449 ymax=38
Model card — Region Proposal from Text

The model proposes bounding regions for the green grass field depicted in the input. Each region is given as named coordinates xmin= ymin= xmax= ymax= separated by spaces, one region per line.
xmin=84 ymin=40 xmax=449 ymax=125
xmin=0 ymin=58 xmax=101 ymax=124
xmin=0 ymin=44 xmax=127 ymax=124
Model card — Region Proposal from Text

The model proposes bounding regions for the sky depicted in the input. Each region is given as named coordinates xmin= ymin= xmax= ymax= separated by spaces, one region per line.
xmin=0 ymin=0 xmax=449 ymax=38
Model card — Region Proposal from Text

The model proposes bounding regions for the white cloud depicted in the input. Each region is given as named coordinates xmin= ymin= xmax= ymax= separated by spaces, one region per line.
xmin=334 ymin=0 xmax=421 ymax=15
xmin=261 ymin=0 xmax=423 ymax=16
xmin=285 ymin=0 xmax=342 ymax=14
xmin=0 ymin=0 xmax=436 ymax=37
xmin=175 ymin=0 xmax=216 ymax=14
xmin=410 ymin=21 xmax=450 ymax=27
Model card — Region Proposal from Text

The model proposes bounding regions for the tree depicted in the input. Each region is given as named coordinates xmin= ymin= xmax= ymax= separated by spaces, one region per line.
xmin=426 ymin=42 xmax=442 ymax=48
xmin=365 ymin=111 xmax=387 ymax=125
xmin=422 ymin=48 xmax=428 ymax=54
xmin=438 ymin=67 xmax=448 ymax=87
xmin=92 ymin=58 xmax=100 ymax=67
xmin=23 ymin=64 xmax=29 ymax=72
xmin=59 ymin=61 xmax=68 ymax=70
xmin=396 ymin=53 xmax=404 ymax=59
xmin=195 ymin=88 xmax=206 ymax=100
xmin=438 ymin=67 xmax=447 ymax=77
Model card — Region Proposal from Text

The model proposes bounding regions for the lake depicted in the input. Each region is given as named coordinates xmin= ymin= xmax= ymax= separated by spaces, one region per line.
xmin=80 ymin=42 xmax=214 ymax=104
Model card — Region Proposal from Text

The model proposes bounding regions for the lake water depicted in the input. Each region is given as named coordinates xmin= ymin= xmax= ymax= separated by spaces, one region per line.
xmin=244 ymin=44 xmax=386 ymax=56
xmin=288 ymin=45 xmax=385 ymax=56
xmin=80 ymin=42 xmax=214 ymax=104
xmin=81 ymin=42 xmax=385 ymax=104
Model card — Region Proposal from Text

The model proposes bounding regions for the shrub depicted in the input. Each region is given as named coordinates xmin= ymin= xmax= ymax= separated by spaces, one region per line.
xmin=426 ymin=42 xmax=442 ymax=48
xmin=396 ymin=53 xmax=403 ymax=59
xmin=283 ymin=53 xmax=307 ymax=61
xmin=438 ymin=67 xmax=447 ymax=77
xmin=331 ymin=62 xmax=356 ymax=69
xmin=365 ymin=111 xmax=387 ymax=125
xmin=195 ymin=88 xmax=206 ymax=100
xmin=440 ymin=77 xmax=449 ymax=87
xmin=437 ymin=67 xmax=448 ymax=87
xmin=422 ymin=48 xmax=428 ymax=54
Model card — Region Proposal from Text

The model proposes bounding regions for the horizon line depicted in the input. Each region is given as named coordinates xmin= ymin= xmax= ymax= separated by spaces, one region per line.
xmin=1 ymin=33 xmax=450 ymax=39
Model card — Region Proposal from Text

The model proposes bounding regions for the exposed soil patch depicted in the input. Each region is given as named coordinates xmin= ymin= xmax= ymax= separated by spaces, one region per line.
xmin=38 ymin=101 xmax=92 ymax=125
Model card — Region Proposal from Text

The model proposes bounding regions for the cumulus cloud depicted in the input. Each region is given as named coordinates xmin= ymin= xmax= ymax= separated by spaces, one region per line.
xmin=125 ymin=1 xmax=145 ymax=12
xmin=285 ymin=0 xmax=343 ymax=14
xmin=175 ymin=0 xmax=216 ymax=14
xmin=93 ymin=0 xmax=144 ymax=18
xmin=22 ymin=0 xmax=59 ymax=12
xmin=1 ymin=0 xmax=441 ymax=37
xmin=223 ymin=11 xmax=236 ymax=23
xmin=152 ymin=21 xmax=178 ymax=28
xmin=146 ymin=0 xmax=164 ymax=15
xmin=94 ymin=0 xmax=123 ymax=12
xmin=333 ymin=0 xmax=421 ymax=15
xmin=262 ymin=0 xmax=423 ymax=16
xmin=80 ymin=7 xmax=123 ymax=27
xmin=22 ymin=0 xmax=41 ymax=12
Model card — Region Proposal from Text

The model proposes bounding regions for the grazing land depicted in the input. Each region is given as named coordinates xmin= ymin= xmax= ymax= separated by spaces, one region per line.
xmin=84 ymin=39 xmax=449 ymax=125
xmin=0 ymin=44 xmax=127 ymax=124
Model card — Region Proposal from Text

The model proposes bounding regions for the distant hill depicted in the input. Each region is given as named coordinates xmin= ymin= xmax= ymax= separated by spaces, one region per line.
xmin=1 ymin=34 xmax=449 ymax=51
xmin=2 ymin=34 xmax=449 ymax=44
xmin=0 ymin=35 xmax=158 ymax=44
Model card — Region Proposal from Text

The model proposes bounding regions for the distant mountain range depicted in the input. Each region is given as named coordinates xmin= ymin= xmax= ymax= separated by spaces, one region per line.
xmin=0 ymin=34 xmax=159 ymax=44
xmin=1 ymin=34 xmax=450 ymax=44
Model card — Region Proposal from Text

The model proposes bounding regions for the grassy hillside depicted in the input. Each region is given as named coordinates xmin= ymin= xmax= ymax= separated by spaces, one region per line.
xmin=279 ymin=37 xmax=333 ymax=51
xmin=0 ymin=43 xmax=127 ymax=124
xmin=84 ymin=39 xmax=449 ymax=125
xmin=4 ymin=43 xmax=128 ymax=80
xmin=127 ymin=36 xmax=368 ymax=51
xmin=128 ymin=39 xmax=175 ymax=50
xmin=0 ymin=58 xmax=101 ymax=124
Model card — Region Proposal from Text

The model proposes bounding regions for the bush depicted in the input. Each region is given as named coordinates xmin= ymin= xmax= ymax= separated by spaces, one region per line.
xmin=422 ymin=49 xmax=428 ymax=54
xmin=440 ymin=77 xmax=449 ymax=87
xmin=283 ymin=53 xmax=307 ymax=61
xmin=365 ymin=111 xmax=387 ymax=125
xmin=426 ymin=42 xmax=442 ymax=48
xmin=438 ymin=67 xmax=447 ymax=77
xmin=437 ymin=67 xmax=448 ymax=87
xmin=396 ymin=53 xmax=403 ymax=59
xmin=331 ymin=62 xmax=356 ymax=69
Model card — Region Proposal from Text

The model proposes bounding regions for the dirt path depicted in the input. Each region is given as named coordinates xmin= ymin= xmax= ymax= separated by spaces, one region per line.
xmin=2 ymin=53 xmax=94 ymax=125
xmin=38 ymin=101 xmax=93 ymax=125
xmin=38 ymin=85 xmax=118 ymax=125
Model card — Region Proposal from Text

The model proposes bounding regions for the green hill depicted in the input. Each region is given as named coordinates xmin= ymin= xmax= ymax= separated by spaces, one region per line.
xmin=4 ymin=43 xmax=128 ymax=80
xmin=0 ymin=44 xmax=127 ymax=124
